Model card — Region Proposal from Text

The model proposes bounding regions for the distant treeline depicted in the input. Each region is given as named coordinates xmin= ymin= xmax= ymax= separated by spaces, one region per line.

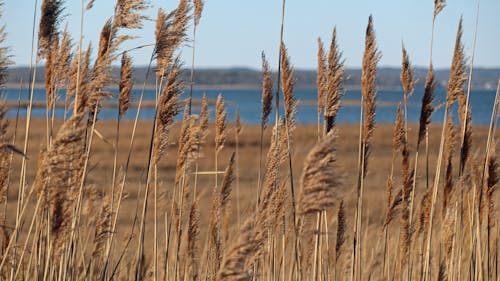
xmin=6 ymin=66 xmax=500 ymax=90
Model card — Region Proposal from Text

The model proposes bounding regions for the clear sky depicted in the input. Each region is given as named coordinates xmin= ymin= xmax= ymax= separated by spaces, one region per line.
xmin=3 ymin=0 xmax=500 ymax=70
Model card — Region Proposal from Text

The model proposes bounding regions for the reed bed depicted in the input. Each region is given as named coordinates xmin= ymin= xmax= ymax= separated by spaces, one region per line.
xmin=0 ymin=0 xmax=499 ymax=280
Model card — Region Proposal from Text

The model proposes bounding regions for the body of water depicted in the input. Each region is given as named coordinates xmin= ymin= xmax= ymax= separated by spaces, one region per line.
xmin=1 ymin=87 xmax=497 ymax=125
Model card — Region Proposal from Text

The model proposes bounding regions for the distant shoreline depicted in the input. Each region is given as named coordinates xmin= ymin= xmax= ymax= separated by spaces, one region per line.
xmin=3 ymin=83 xmax=409 ymax=92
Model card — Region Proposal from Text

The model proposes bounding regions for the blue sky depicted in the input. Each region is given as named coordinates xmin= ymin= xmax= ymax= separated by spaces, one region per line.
xmin=3 ymin=0 xmax=500 ymax=70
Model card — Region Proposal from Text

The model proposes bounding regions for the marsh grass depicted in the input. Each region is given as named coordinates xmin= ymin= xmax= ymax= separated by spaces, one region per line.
xmin=0 ymin=0 xmax=499 ymax=281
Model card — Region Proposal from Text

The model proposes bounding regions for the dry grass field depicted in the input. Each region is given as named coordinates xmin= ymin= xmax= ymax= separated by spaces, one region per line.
xmin=0 ymin=0 xmax=499 ymax=280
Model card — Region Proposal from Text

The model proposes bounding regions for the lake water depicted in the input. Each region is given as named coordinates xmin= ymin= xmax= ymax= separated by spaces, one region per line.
xmin=1 ymin=87 xmax=497 ymax=125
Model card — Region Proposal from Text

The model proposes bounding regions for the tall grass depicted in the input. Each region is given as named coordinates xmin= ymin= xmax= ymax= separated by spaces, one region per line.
xmin=0 ymin=0 xmax=498 ymax=280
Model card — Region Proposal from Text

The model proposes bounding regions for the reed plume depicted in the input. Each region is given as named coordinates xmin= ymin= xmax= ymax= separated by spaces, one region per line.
xmin=434 ymin=0 xmax=446 ymax=19
xmin=38 ymin=0 xmax=64 ymax=58
xmin=445 ymin=17 xmax=467 ymax=109
xmin=417 ymin=65 xmax=436 ymax=147
xmin=394 ymin=104 xmax=405 ymax=153
xmin=353 ymin=16 xmax=380 ymax=281
xmin=92 ymin=193 xmax=114 ymax=259
xmin=487 ymin=144 xmax=498 ymax=231
xmin=397 ymin=103 xmax=413 ymax=275
xmin=118 ymin=52 xmax=133 ymax=117
xmin=215 ymin=94 xmax=227 ymax=153
xmin=324 ymin=27 xmax=346 ymax=133
xmin=335 ymin=200 xmax=346 ymax=263
xmin=317 ymin=38 xmax=326 ymax=131
xmin=257 ymin=53 xmax=273 ymax=208
xmin=299 ymin=131 xmax=338 ymax=215
xmin=86 ymin=0 xmax=95 ymax=10
xmin=87 ymin=19 xmax=125 ymax=119
xmin=443 ymin=116 xmax=455 ymax=217
xmin=113 ymin=0 xmax=149 ymax=29
xmin=155 ymin=0 xmax=191 ymax=75
xmin=199 ymin=94 xmax=209 ymax=141
xmin=280 ymin=43 xmax=296 ymax=130
xmin=360 ymin=16 xmax=380 ymax=175
xmin=261 ymin=53 xmax=273 ymax=129
xmin=67 ymin=44 xmax=91 ymax=114
xmin=0 ymin=15 xmax=11 ymax=88
xmin=218 ymin=219 xmax=258 ymax=281
xmin=188 ymin=197 xmax=200 ymax=281
xmin=152 ymin=61 xmax=182 ymax=164
xmin=39 ymin=114 xmax=85 ymax=258
xmin=0 ymin=19 xmax=11 ymax=204
xmin=400 ymin=46 xmax=415 ymax=99
xmin=193 ymin=0 xmax=204 ymax=27
xmin=220 ymin=152 xmax=236 ymax=212
xmin=458 ymin=86 xmax=472 ymax=174
xmin=0 ymin=104 xmax=9 ymax=204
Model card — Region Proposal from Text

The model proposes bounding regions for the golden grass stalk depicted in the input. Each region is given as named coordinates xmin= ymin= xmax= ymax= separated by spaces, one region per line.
xmin=298 ymin=130 xmax=338 ymax=281
xmin=280 ymin=42 xmax=302 ymax=279
xmin=400 ymin=45 xmax=415 ymax=137
xmin=215 ymin=94 xmax=227 ymax=190
xmin=235 ymin=109 xmax=242 ymax=227
xmin=317 ymin=38 xmax=326 ymax=138
xmin=352 ymin=15 xmax=380 ymax=281
xmin=423 ymin=18 xmax=467 ymax=281
xmin=460 ymin=0 xmax=480 ymax=177
xmin=111 ymin=52 xmax=133 ymax=195
xmin=324 ymin=27 xmax=345 ymax=134
xmin=257 ymin=52 xmax=273 ymax=209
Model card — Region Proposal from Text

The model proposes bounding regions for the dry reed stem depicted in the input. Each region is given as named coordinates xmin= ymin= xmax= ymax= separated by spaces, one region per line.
xmin=353 ymin=15 xmax=380 ymax=281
